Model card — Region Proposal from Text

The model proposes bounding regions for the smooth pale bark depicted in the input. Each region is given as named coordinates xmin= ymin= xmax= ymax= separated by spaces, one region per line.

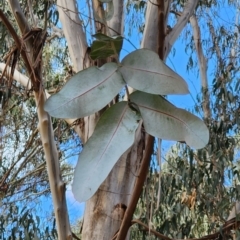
xmin=142 ymin=0 xmax=198 ymax=59
xmin=108 ymin=0 xmax=124 ymax=36
xmin=190 ymin=15 xmax=210 ymax=120
xmin=82 ymin=126 xmax=144 ymax=239
xmin=141 ymin=0 xmax=172 ymax=52
xmin=0 ymin=63 xmax=32 ymax=90
xmin=57 ymin=0 xmax=89 ymax=72
xmin=57 ymin=0 xmax=95 ymax=141
xmin=35 ymin=92 xmax=72 ymax=239
xmin=165 ymin=0 xmax=199 ymax=58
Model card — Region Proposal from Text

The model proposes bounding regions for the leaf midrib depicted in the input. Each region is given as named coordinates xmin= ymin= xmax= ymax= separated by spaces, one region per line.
xmin=52 ymin=69 xmax=117 ymax=112
xmin=82 ymin=104 xmax=129 ymax=186
xmin=138 ymin=103 xmax=204 ymax=140
xmin=122 ymin=65 xmax=177 ymax=80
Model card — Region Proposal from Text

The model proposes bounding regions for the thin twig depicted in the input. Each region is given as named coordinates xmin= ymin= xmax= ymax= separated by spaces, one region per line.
xmin=130 ymin=218 xmax=240 ymax=240
xmin=156 ymin=138 xmax=162 ymax=209
xmin=132 ymin=219 xmax=172 ymax=240
xmin=72 ymin=232 xmax=81 ymax=240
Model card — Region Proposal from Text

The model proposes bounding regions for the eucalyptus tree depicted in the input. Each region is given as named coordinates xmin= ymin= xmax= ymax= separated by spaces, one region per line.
xmin=0 ymin=0 xmax=238 ymax=240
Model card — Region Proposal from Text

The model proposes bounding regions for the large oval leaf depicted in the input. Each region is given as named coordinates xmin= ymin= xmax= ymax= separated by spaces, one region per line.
xmin=119 ymin=49 xmax=189 ymax=95
xmin=130 ymin=91 xmax=209 ymax=149
xmin=44 ymin=62 xmax=124 ymax=118
xmin=72 ymin=102 xmax=140 ymax=202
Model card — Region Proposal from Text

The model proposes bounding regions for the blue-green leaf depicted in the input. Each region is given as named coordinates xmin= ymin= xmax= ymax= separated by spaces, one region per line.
xmin=130 ymin=91 xmax=209 ymax=149
xmin=44 ymin=63 xmax=124 ymax=118
xmin=72 ymin=102 xmax=140 ymax=202
xmin=120 ymin=49 xmax=189 ymax=95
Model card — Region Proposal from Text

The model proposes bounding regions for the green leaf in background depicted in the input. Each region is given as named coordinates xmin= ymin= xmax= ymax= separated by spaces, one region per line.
xmin=90 ymin=33 xmax=123 ymax=60
xmin=120 ymin=49 xmax=189 ymax=95
xmin=72 ymin=102 xmax=140 ymax=202
xmin=130 ymin=91 xmax=209 ymax=149
xmin=44 ymin=62 xmax=124 ymax=118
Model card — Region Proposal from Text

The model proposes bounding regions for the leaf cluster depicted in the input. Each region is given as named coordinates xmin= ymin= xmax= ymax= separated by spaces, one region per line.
xmin=45 ymin=48 xmax=209 ymax=202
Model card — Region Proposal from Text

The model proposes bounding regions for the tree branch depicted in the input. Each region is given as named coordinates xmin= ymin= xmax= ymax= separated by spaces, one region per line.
xmin=165 ymin=0 xmax=200 ymax=58
xmin=0 ymin=63 xmax=32 ymax=90
xmin=157 ymin=0 xmax=165 ymax=58
xmin=8 ymin=0 xmax=30 ymax=34
xmin=115 ymin=135 xmax=154 ymax=240
xmin=107 ymin=0 xmax=124 ymax=36
xmin=189 ymin=14 xmax=211 ymax=120
xmin=57 ymin=0 xmax=89 ymax=72
xmin=141 ymin=0 xmax=158 ymax=51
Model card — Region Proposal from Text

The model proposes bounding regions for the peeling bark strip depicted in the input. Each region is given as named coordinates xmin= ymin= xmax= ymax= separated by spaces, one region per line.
xmin=0 ymin=10 xmax=38 ymax=90
xmin=35 ymin=92 xmax=72 ymax=239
